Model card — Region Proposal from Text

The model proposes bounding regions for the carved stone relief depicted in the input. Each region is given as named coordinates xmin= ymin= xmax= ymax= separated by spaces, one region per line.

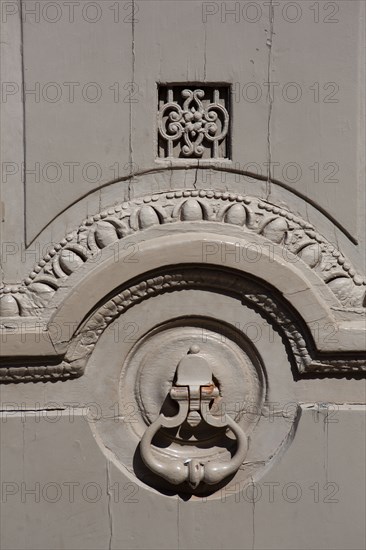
xmin=1 ymin=0 xmax=365 ymax=542
xmin=0 ymin=190 xmax=366 ymax=324
xmin=84 ymin=271 xmax=297 ymax=497
xmin=1 ymin=189 xmax=365 ymax=319
xmin=157 ymin=87 xmax=230 ymax=159
xmin=1 ymin=186 xmax=365 ymax=384
xmin=0 ymin=183 xmax=365 ymax=499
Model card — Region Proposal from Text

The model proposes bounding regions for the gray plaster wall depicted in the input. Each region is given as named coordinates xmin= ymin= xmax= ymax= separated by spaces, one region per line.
xmin=1 ymin=1 xmax=365 ymax=549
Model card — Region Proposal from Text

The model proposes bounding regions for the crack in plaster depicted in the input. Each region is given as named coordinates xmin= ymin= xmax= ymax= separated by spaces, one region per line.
xmin=266 ymin=0 xmax=274 ymax=201
xmin=106 ymin=460 xmax=113 ymax=550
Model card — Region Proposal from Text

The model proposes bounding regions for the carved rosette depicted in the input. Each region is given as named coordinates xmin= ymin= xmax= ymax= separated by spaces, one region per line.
xmin=1 ymin=190 xmax=365 ymax=317
xmin=157 ymin=88 xmax=229 ymax=158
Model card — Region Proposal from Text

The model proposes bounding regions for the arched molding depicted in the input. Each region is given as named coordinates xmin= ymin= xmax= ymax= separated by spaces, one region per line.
xmin=0 ymin=190 xmax=365 ymax=382
xmin=1 ymin=189 xmax=365 ymax=316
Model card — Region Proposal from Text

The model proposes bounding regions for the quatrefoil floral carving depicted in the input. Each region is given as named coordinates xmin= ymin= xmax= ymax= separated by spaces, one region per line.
xmin=158 ymin=88 xmax=229 ymax=158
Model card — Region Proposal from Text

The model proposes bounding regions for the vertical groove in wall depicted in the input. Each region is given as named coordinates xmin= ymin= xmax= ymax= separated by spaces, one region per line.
xmin=19 ymin=0 xmax=27 ymax=245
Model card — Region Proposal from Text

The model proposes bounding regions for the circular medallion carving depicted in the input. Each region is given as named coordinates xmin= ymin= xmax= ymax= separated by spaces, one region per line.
xmin=87 ymin=267 xmax=299 ymax=497
xmin=121 ymin=318 xmax=265 ymax=456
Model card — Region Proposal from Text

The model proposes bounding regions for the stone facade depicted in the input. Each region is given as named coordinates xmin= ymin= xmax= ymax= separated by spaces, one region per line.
xmin=1 ymin=1 xmax=365 ymax=549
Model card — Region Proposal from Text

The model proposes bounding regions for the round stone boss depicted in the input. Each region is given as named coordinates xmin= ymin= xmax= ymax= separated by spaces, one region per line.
xmin=88 ymin=271 xmax=298 ymax=498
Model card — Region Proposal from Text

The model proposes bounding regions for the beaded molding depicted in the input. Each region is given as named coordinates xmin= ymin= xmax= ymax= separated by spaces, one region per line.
xmin=0 ymin=190 xmax=365 ymax=317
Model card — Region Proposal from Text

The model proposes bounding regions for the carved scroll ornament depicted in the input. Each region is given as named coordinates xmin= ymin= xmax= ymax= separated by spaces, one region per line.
xmin=157 ymin=88 xmax=229 ymax=158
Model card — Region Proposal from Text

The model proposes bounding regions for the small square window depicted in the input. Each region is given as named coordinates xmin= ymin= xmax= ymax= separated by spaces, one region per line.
xmin=157 ymin=85 xmax=231 ymax=160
